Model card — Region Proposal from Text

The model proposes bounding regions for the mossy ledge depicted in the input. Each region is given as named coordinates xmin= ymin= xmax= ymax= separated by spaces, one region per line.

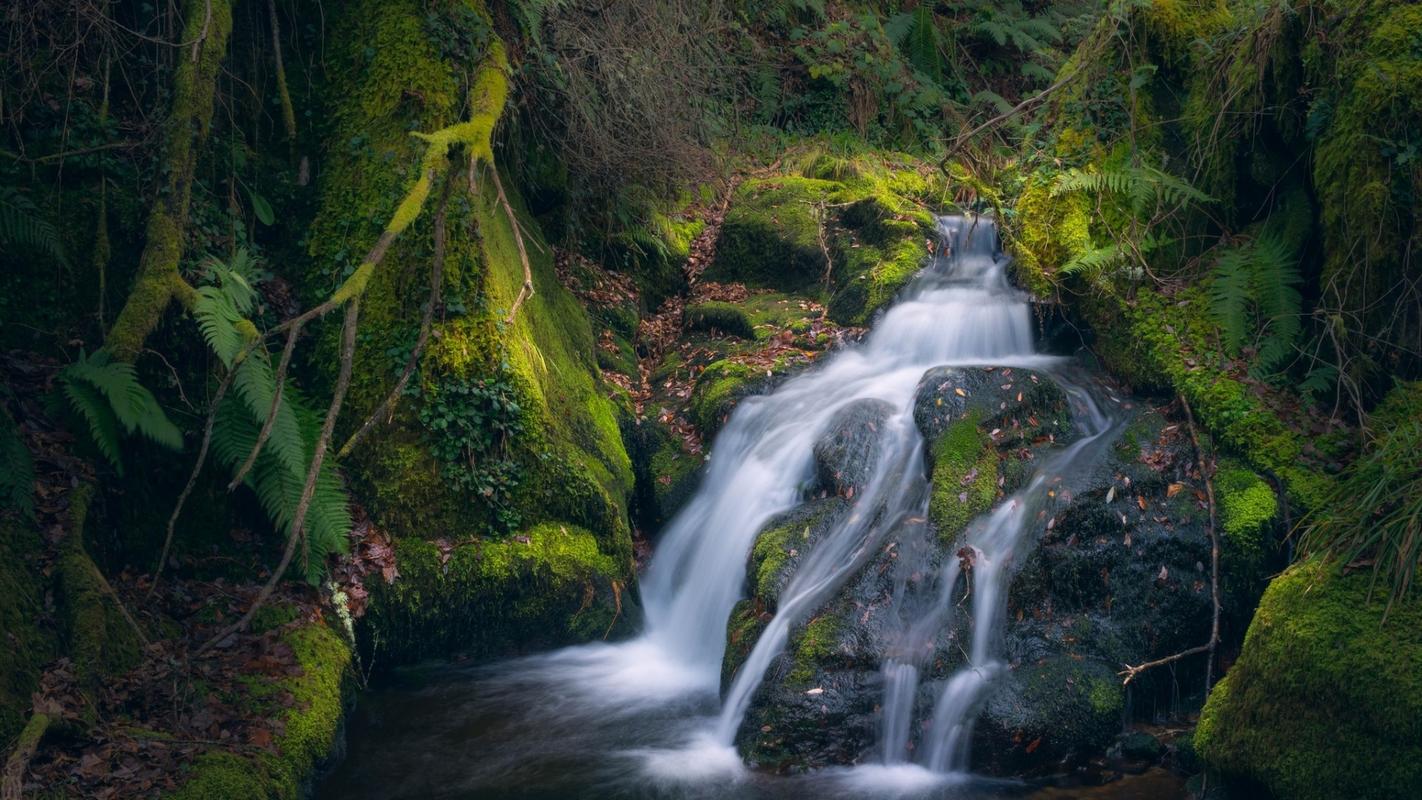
xmin=164 ymin=616 xmax=352 ymax=799
xmin=359 ymin=522 xmax=632 ymax=665
xmin=1194 ymin=559 xmax=1422 ymax=800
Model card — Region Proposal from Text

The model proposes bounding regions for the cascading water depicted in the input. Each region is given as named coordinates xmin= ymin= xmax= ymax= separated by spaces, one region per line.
xmin=320 ymin=214 xmax=1131 ymax=800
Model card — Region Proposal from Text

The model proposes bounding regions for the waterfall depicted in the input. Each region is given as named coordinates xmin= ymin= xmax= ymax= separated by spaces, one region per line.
xmin=639 ymin=215 xmax=1034 ymax=694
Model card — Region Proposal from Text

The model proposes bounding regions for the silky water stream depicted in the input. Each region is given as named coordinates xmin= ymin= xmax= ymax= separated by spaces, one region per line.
xmin=320 ymin=216 xmax=1185 ymax=799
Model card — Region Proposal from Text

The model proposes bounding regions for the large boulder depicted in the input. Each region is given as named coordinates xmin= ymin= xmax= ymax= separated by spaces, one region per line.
xmin=1194 ymin=559 xmax=1422 ymax=800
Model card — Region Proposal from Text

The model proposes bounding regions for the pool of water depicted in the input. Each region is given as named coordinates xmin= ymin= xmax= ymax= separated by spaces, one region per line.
xmin=318 ymin=659 xmax=1187 ymax=800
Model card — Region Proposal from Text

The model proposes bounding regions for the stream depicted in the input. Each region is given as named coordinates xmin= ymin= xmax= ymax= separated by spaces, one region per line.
xmin=319 ymin=217 xmax=1188 ymax=799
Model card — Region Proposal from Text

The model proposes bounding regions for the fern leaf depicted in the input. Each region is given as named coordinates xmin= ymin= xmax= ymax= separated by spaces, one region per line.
xmin=0 ymin=186 xmax=68 ymax=268
xmin=1208 ymin=246 xmax=1255 ymax=352
xmin=66 ymin=352 xmax=183 ymax=449
xmin=1059 ymin=244 xmax=1124 ymax=278
xmin=63 ymin=377 xmax=125 ymax=475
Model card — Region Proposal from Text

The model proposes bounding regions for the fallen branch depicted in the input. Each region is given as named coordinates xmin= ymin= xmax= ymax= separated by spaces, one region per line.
xmin=495 ymin=166 xmax=534 ymax=324
xmin=1120 ymin=395 xmax=1221 ymax=688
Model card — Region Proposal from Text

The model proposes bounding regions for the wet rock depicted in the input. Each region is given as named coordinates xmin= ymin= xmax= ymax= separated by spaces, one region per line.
xmin=912 ymin=366 xmax=1071 ymax=444
xmin=1119 ymin=731 xmax=1166 ymax=762
xmin=812 ymin=399 xmax=895 ymax=497
xmin=974 ymin=656 xmax=1124 ymax=772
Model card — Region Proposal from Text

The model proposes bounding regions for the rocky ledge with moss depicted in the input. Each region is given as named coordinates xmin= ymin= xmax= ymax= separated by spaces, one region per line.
xmin=724 ymin=368 xmax=1277 ymax=773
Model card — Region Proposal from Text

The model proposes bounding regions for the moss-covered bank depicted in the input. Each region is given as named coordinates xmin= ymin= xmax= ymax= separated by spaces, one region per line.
xmin=1194 ymin=559 xmax=1422 ymax=800
xmin=165 ymin=616 xmax=352 ymax=799
xmin=307 ymin=0 xmax=635 ymax=663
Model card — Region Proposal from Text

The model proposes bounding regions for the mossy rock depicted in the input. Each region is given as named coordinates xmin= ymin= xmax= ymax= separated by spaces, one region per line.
xmin=624 ymin=416 xmax=703 ymax=534
xmin=704 ymin=177 xmax=837 ymax=291
xmin=926 ymin=412 xmax=1000 ymax=543
xmin=744 ymin=498 xmax=849 ymax=610
xmin=687 ymin=358 xmax=776 ymax=437
xmin=912 ymin=366 xmax=1071 ymax=444
xmin=165 ymin=615 xmax=352 ymax=799
xmin=684 ymin=301 xmax=755 ymax=339
xmin=359 ymin=522 xmax=634 ymax=665
xmin=308 ymin=0 xmax=633 ymax=563
xmin=1195 ymin=558 xmax=1422 ymax=800
xmin=976 ymin=656 xmax=1124 ymax=772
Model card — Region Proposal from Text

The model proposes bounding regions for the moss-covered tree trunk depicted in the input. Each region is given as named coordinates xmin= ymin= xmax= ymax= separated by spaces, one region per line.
xmin=105 ymin=0 xmax=233 ymax=361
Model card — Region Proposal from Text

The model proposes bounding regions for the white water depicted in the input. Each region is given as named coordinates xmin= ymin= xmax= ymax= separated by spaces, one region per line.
xmin=408 ymin=216 xmax=1117 ymax=787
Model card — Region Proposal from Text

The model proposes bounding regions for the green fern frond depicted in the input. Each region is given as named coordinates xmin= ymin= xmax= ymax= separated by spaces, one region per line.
xmin=62 ymin=376 xmax=126 ymax=474
xmin=1208 ymin=246 xmax=1255 ymax=351
xmin=1059 ymin=244 xmax=1127 ymax=282
xmin=64 ymin=351 xmax=183 ymax=449
xmin=0 ymin=185 xmax=68 ymax=268
xmin=1051 ymin=166 xmax=1213 ymax=208
xmin=1207 ymin=230 xmax=1303 ymax=373
xmin=211 ymin=385 xmax=351 ymax=583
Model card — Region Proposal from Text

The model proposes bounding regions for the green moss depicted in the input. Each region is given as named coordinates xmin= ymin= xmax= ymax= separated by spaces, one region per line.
xmin=361 ymin=522 xmax=629 ymax=664
xmin=1215 ymin=462 xmax=1277 ymax=558
xmin=310 ymin=0 xmax=633 ymax=571
xmin=688 ymin=359 xmax=763 ymax=435
xmin=1195 ymin=558 xmax=1422 ymax=800
xmin=1006 ymin=171 xmax=1092 ymax=298
xmin=166 ymin=616 xmax=351 ymax=799
xmin=927 ymin=413 xmax=999 ymax=542
xmin=685 ymin=301 xmax=755 ymax=339
xmin=1087 ymin=286 xmax=1330 ymax=511
xmin=0 ymin=516 xmax=57 ymax=742
xmin=705 ymin=177 xmax=837 ymax=291
xmin=786 ymin=614 xmax=839 ymax=686
xmin=57 ymin=486 xmax=143 ymax=688
xmin=749 ymin=525 xmax=796 ymax=601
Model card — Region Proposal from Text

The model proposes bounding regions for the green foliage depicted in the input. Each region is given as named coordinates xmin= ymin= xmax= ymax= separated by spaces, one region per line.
xmin=1207 ymin=232 xmax=1302 ymax=374
xmin=210 ymin=363 xmax=353 ymax=584
xmin=1051 ymin=165 xmax=1213 ymax=209
xmin=0 ymin=185 xmax=67 ymax=268
xmin=194 ymin=250 xmax=260 ymax=367
xmin=60 ymin=350 xmax=183 ymax=475
xmin=193 ymin=251 xmax=353 ymax=583
xmin=1298 ymin=383 xmax=1422 ymax=611
xmin=417 ymin=370 xmax=527 ymax=532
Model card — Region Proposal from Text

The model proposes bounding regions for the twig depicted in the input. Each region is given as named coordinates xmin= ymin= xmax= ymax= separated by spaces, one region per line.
xmin=200 ymin=299 xmax=361 ymax=654
xmin=1120 ymin=395 xmax=1221 ymax=687
xmin=338 ymin=178 xmax=452 ymax=459
xmin=151 ymin=362 xmax=238 ymax=595
xmin=939 ymin=61 xmax=1084 ymax=170
xmin=495 ymin=167 xmax=534 ymax=324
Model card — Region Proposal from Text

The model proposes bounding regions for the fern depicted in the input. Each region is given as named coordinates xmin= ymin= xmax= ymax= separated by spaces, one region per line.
xmin=1060 ymin=244 xmax=1125 ymax=278
xmin=0 ymin=186 xmax=68 ymax=268
xmin=1052 ymin=165 xmax=1214 ymax=208
xmin=1 ymin=406 xmax=35 ymax=517
xmin=195 ymin=250 xmax=260 ymax=367
xmin=195 ymin=250 xmax=352 ymax=582
xmin=211 ymin=380 xmax=351 ymax=583
xmin=61 ymin=350 xmax=182 ymax=474
xmin=1206 ymin=231 xmax=1302 ymax=374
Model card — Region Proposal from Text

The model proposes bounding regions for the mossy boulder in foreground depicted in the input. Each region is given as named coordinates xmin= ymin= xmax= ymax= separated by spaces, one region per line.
xmin=359 ymin=523 xmax=634 ymax=665
xmin=1195 ymin=559 xmax=1422 ymax=800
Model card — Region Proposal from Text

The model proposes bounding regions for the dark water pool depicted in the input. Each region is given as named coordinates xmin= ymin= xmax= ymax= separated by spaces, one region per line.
xmin=318 ymin=658 xmax=1186 ymax=800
